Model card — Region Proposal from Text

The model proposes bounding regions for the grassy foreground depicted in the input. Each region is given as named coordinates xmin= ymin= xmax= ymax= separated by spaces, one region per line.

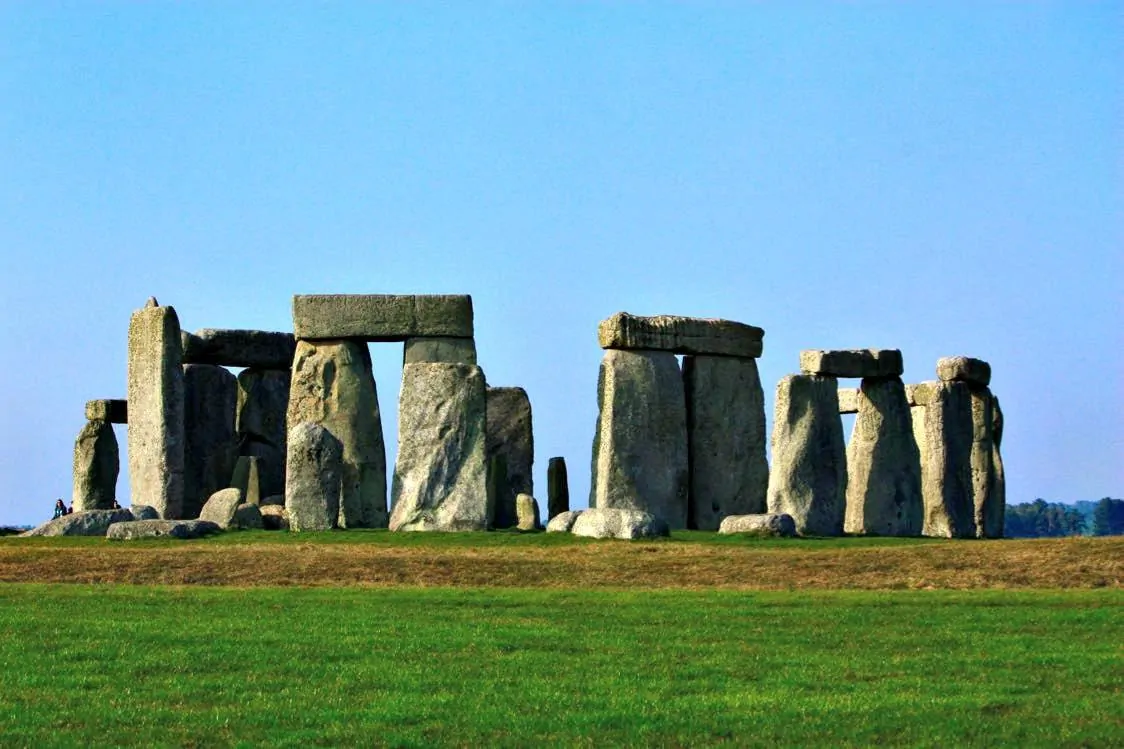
xmin=0 ymin=585 xmax=1120 ymax=747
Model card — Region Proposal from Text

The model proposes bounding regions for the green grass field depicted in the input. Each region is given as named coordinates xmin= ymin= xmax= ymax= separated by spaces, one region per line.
xmin=0 ymin=584 xmax=1119 ymax=747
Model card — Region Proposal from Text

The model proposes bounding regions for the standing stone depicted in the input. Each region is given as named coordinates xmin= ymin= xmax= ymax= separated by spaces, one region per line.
xmin=127 ymin=300 xmax=185 ymax=519
xmin=236 ymin=368 xmax=290 ymax=498
xmin=485 ymin=387 xmax=534 ymax=529
xmin=486 ymin=455 xmax=507 ymax=531
xmin=72 ymin=419 xmax=119 ymax=511
xmin=590 ymin=349 xmax=688 ymax=529
xmin=287 ymin=340 xmax=387 ymax=528
xmin=844 ymin=378 xmax=923 ymax=536
xmin=183 ymin=364 xmax=239 ymax=519
xmin=970 ymin=387 xmax=1005 ymax=538
xmin=683 ymin=355 xmax=768 ymax=530
xmin=515 ymin=493 xmax=541 ymax=531
xmin=231 ymin=455 xmax=262 ymax=506
xmin=921 ymin=381 xmax=975 ymax=538
xmin=285 ymin=422 xmax=344 ymax=532
xmin=547 ymin=457 xmax=569 ymax=520
xmin=766 ymin=375 xmax=846 ymax=536
xmin=390 ymin=364 xmax=489 ymax=531
xmin=990 ymin=395 xmax=1006 ymax=537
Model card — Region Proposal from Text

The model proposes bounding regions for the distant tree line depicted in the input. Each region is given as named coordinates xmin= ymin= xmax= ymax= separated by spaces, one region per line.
xmin=1004 ymin=498 xmax=1124 ymax=538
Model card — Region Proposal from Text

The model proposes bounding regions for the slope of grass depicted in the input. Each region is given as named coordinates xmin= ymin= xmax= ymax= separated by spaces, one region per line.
xmin=0 ymin=585 xmax=1119 ymax=747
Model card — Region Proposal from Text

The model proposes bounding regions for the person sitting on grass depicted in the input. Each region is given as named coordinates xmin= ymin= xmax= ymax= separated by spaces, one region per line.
xmin=52 ymin=499 xmax=65 ymax=519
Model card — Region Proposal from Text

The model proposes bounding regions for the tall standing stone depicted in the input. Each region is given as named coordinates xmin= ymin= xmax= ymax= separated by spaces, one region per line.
xmin=485 ymin=387 xmax=534 ymax=529
xmin=390 ymin=363 xmax=489 ymax=531
xmin=683 ymin=355 xmax=768 ymax=530
xmin=285 ymin=422 xmax=344 ymax=532
xmin=921 ymin=381 xmax=975 ymax=538
xmin=236 ymin=368 xmax=290 ymax=499
xmin=766 ymin=375 xmax=846 ymax=536
xmin=590 ymin=349 xmax=688 ymax=529
xmin=72 ymin=419 xmax=119 ymax=511
xmin=183 ymin=363 xmax=239 ymax=519
xmin=989 ymin=395 xmax=1006 ymax=536
xmin=231 ymin=455 xmax=262 ymax=506
xmin=127 ymin=299 xmax=185 ymax=519
xmin=287 ymin=340 xmax=387 ymax=528
xmin=969 ymin=387 xmax=1006 ymax=538
xmin=844 ymin=377 xmax=923 ymax=536
xmin=547 ymin=457 xmax=569 ymax=520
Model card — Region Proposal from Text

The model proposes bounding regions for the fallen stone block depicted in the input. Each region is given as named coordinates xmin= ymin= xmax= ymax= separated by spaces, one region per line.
xmin=293 ymin=294 xmax=474 ymax=341
xmin=85 ymin=399 xmax=128 ymax=424
xmin=799 ymin=349 xmax=903 ymax=379
xmin=936 ymin=356 xmax=991 ymax=387
xmin=545 ymin=510 xmax=583 ymax=533
xmin=570 ymin=508 xmax=670 ymax=540
xmin=130 ymin=505 xmax=160 ymax=521
xmin=181 ymin=329 xmax=297 ymax=369
xmin=260 ymin=504 xmax=289 ymax=531
xmin=231 ymin=503 xmax=264 ymax=530
xmin=717 ymin=513 xmax=797 ymax=537
xmin=106 ymin=519 xmax=221 ymax=540
xmin=598 ymin=312 xmax=764 ymax=358
xmin=22 ymin=508 xmax=135 ymax=537
xmin=198 ymin=488 xmax=244 ymax=529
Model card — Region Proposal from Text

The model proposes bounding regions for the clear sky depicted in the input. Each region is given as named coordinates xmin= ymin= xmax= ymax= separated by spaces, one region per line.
xmin=1 ymin=3 xmax=1120 ymax=526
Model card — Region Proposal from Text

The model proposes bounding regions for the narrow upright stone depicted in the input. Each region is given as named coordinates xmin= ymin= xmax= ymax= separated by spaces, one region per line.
xmin=590 ymin=349 xmax=688 ymax=529
xmin=921 ymin=381 xmax=975 ymax=538
xmin=683 ymin=355 xmax=768 ymax=530
xmin=989 ymin=395 xmax=1006 ymax=537
xmin=285 ymin=422 xmax=343 ymax=532
xmin=183 ymin=364 xmax=239 ymax=519
xmin=287 ymin=340 xmax=387 ymax=528
xmin=547 ymin=457 xmax=569 ymax=520
xmin=970 ymin=387 xmax=1005 ymax=538
xmin=85 ymin=399 xmax=128 ymax=424
xmin=390 ymin=364 xmax=489 ymax=531
xmin=236 ymin=368 xmax=290 ymax=499
xmin=485 ymin=387 xmax=534 ymax=529
xmin=231 ymin=455 xmax=262 ymax=506
xmin=766 ymin=375 xmax=846 ymax=536
xmin=799 ymin=349 xmax=903 ymax=379
xmin=844 ymin=378 xmax=923 ymax=536
xmin=127 ymin=301 xmax=185 ymax=518
xmin=72 ymin=419 xmax=119 ymax=511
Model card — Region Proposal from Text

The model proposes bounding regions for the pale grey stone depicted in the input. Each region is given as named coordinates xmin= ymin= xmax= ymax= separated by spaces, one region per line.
xmin=72 ymin=419 xmax=119 ymax=511
xmin=717 ymin=513 xmax=797 ymax=537
xmin=230 ymin=503 xmax=264 ymax=530
xmin=598 ymin=312 xmax=764 ymax=358
xmin=844 ymin=378 xmax=923 ymax=536
xmin=837 ymin=388 xmax=860 ymax=414
xmin=766 ymin=375 xmax=846 ymax=536
xmin=515 ymin=493 xmax=541 ymax=531
xmin=403 ymin=337 xmax=477 ymax=365
xmin=285 ymin=422 xmax=344 ymax=532
xmin=130 ymin=505 xmax=159 ymax=521
xmin=22 ymin=509 xmax=134 ymax=537
xmin=590 ymin=350 xmax=688 ymax=529
xmin=198 ymin=488 xmax=244 ymax=529
xmin=126 ymin=301 xmax=185 ymax=519
xmin=990 ymin=395 xmax=1006 ymax=537
xmin=485 ymin=387 xmax=534 ymax=529
xmin=971 ymin=387 xmax=1004 ymax=539
xmin=683 ymin=355 xmax=768 ymax=530
xmin=287 ymin=340 xmax=387 ymax=528
xmin=183 ymin=364 xmax=239 ymax=519
xmin=106 ymin=519 xmax=221 ymax=540
xmin=235 ymin=367 xmax=290 ymax=500
xmin=260 ymin=504 xmax=289 ymax=531
xmin=293 ymin=294 xmax=474 ymax=341
xmin=85 ymin=399 xmax=127 ymax=424
xmin=936 ymin=356 xmax=991 ymax=387
xmin=545 ymin=510 xmax=583 ymax=533
xmin=230 ymin=455 xmax=261 ymax=506
xmin=905 ymin=382 xmax=938 ymax=407
xmin=570 ymin=508 xmax=670 ymax=540
xmin=547 ymin=457 xmax=569 ymax=520
xmin=799 ymin=349 xmax=903 ymax=379
xmin=390 ymin=364 xmax=489 ymax=532
xmin=921 ymin=381 xmax=975 ymax=538
xmin=181 ymin=329 xmax=296 ymax=369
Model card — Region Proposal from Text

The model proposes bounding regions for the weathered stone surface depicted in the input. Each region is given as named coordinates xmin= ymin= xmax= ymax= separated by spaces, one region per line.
xmin=571 ymin=508 xmax=670 ymax=540
xmin=766 ymin=375 xmax=846 ymax=536
xmin=260 ymin=504 xmax=289 ymax=531
xmin=598 ymin=312 xmax=764 ymax=358
xmin=181 ymin=329 xmax=297 ymax=369
xmin=390 ymin=364 xmax=489 ymax=532
xmin=231 ymin=455 xmax=262 ymax=506
xmin=717 ymin=513 xmax=797 ymax=537
xmin=590 ymin=350 xmax=688 ymax=528
xmin=127 ymin=301 xmax=185 ymax=519
xmin=547 ymin=457 xmax=569 ymax=520
xmin=837 ymin=388 xmax=860 ymax=414
xmin=72 ymin=419 xmax=119 ymax=511
xmin=936 ymin=356 xmax=991 ymax=387
xmin=85 ymin=399 xmax=128 ymax=424
xmin=970 ymin=387 xmax=1004 ymax=539
xmin=22 ymin=509 xmax=134 ymax=537
xmin=921 ymin=381 xmax=975 ymax=538
xmin=198 ymin=488 xmax=244 ymax=529
xmin=106 ymin=519 xmax=221 ymax=540
xmin=130 ymin=504 xmax=160 ymax=521
xmin=231 ymin=503 xmax=264 ymax=530
xmin=545 ymin=510 xmax=583 ymax=533
xmin=287 ymin=340 xmax=387 ymax=528
xmin=293 ymin=294 xmax=474 ymax=341
xmin=515 ymin=494 xmax=541 ymax=531
xmin=683 ymin=355 xmax=768 ymax=530
xmin=990 ymin=395 xmax=1006 ymax=537
xmin=403 ymin=337 xmax=477 ymax=365
xmin=905 ymin=382 xmax=937 ymax=407
xmin=485 ymin=387 xmax=534 ymax=529
xmin=285 ymin=422 xmax=344 ymax=532
xmin=261 ymin=494 xmax=284 ymax=506
xmin=235 ymin=368 xmax=290 ymax=499
xmin=799 ymin=349 xmax=903 ymax=379
xmin=844 ymin=378 xmax=923 ymax=536
xmin=182 ymin=364 xmax=238 ymax=519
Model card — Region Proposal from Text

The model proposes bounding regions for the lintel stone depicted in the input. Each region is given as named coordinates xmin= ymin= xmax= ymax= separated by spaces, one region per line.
xmin=293 ymin=294 xmax=473 ymax=341
xmin=86 ymin=399 xmax=128 ymax=424
xmin=597 ymin=312 xmax=764 ymax=358
xmin=181 ymin=329 xmax=297 ymax=369
xmin=799 ymin=349 xmax=903 ymax=379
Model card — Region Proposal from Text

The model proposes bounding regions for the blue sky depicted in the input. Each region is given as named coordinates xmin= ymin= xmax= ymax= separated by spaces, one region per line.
xmin=1 ymin=3 xmax=1120 ymax=526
